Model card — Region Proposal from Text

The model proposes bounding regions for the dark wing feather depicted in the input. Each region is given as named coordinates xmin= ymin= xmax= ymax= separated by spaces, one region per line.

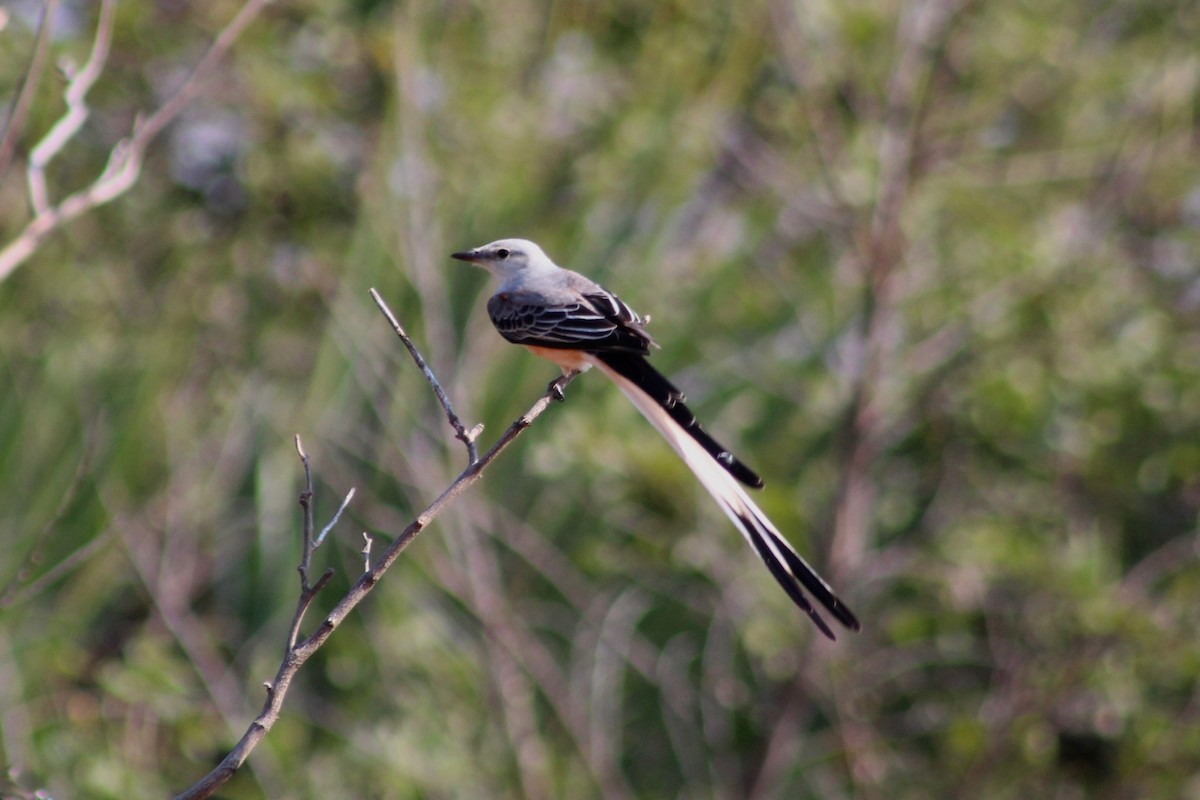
xmin=491 ymin=285 xmax=765 ymax=489
xmin=488 ymin=290 xmax=653 ymax=354
xmin=581 ymin=290 xmax=644 ymax=329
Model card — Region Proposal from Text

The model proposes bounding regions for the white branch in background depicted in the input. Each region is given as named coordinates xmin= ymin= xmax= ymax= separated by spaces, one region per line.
xmin=26 ymin=0 xmax=117 ymax=215
xmin=0 ymin=0 xmax=274 ymax=285
xmin=0 ymin=0 xmax=60 ymax=178
xmin=315 ymin=488 xmax=356 ymax=547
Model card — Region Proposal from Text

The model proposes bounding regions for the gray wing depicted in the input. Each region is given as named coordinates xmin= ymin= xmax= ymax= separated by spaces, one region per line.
xmin=487 ymin=288 xmax=655 ymax=354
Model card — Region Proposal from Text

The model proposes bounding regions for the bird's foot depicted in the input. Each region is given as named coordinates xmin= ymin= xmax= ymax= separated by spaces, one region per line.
xmin=546 ymin=371 xmax=578 ymax=402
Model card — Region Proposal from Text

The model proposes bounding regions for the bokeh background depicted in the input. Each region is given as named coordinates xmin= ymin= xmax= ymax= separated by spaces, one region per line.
xmin=3 ymin=0 xmax=1200 ymax=797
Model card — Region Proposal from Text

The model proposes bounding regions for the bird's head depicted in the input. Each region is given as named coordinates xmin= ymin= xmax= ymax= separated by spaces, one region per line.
xmin=450 ymin=238 xmax=557 ymax=284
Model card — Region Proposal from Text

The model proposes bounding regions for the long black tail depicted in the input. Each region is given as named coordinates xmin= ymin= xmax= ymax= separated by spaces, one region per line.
xmin=595 ymin=351 xmax=764 ymax=489
xmin=594 ymin=355 xmax=860 ymax=639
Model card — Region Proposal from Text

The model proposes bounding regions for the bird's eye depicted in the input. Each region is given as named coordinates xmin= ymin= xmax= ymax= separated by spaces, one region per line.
xmin=497 ymin=249 xmax=510 ymax=260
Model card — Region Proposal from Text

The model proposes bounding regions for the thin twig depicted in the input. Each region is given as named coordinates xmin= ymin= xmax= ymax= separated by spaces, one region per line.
xmin=0 ymin=532 xmax=111 ymax=609
xmin=129 ymin=0 xmax=271 ymax=149
xmin=1 ymin=418 xmax=103 ymax=607
xmin=0 ymin=0 xmax=275 ymax=284
xmin=824 ymin=2 xmax=971 ymax=793
xmin=832 ymin=0 xmax=969 ymax=575
xmin=767 ymin=0 xmax=853 ymax=218
xmin=370 ymin=287 xmax=483 ymax=463
xmin=0 ymin=0 xmax=59 ymax=179
xmin=286 ymin=436 xmax=343 ymax=650
xmin=174 ymin=326 xmax=575 ymax=800
xmin=294 ymin=435 xmax=316 ymax=589
xmin=360 ymin=532 xmax=373 ymax=572
xmin=284 ymin=565 xmax=335 ymax=654
xmin=27 ymin=0 xmax=118 ymax=215
xmin=316 ymin=488 xmax=356 ymax=547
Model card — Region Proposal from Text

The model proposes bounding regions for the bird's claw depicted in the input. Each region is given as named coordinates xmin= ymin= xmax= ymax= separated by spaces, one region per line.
xmin=547 ymin=377 xmax=568 ymax=402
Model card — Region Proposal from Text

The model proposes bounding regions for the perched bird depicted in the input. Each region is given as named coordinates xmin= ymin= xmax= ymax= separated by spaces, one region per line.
xmin=452 ymin=238 xmax=859 ymax=639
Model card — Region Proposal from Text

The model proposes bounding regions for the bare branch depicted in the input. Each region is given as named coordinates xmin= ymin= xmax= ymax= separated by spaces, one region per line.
xmin=832 ymin=0 xmax=970 ymax=575
xmin=174 ymin=307 xmax=575 ymax=800
xmin=0 ymin=0 xmax=275 ymax=284
xmin=26 ymin=0 xmax=117 ymax=215
xmin=0 ymin=531 xmax=111 ymax=609
xmin=767 ymin=0 xmax=853 ymax=216
xmin=0 ymin=0 xmax=59 ymax=179
xmin=370 ymin=287 xmax=482 ymax=463
xmin=130 ymin=0 xmax=271 ymax=149
xmin=293 ymin=434 xmax=316 ymax=589
xmin=360 ymin=532 xmax=373 ymax=572
xmin=824 ymin=2 xmax=973 ymax=787
xmin=316 ymin=488 xmax=356 ymax=547
xmin=1 ymin=419 xmax=104 ymax=608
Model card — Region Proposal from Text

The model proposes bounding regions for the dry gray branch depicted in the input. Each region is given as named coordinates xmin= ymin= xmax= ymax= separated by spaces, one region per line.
xmin=370 ymin=287 xmax=483 ymax=463
xmin=173 ymin=292 xmax=576 ymax=800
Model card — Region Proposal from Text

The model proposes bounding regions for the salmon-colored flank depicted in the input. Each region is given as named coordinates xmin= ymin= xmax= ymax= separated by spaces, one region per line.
xmin=522 ymin=345 xmax=591 ymax=372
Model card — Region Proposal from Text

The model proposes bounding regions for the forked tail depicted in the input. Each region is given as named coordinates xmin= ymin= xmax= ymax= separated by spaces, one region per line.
xmin=592 ymin=356 xmax=860 ymax=639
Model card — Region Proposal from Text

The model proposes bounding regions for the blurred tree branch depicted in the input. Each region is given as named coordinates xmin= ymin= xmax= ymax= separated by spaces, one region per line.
xmin=0 ymin=0 xmax=59 ymax=180
xmin=25 ymin=0 xmax=117 ymax=216
xmin=0 ymin=0 xmax=272 ymax=284
xmin=832 ymin=0 xmax=970 ymax=574
xmin=174 ymin=291 xmax=576 ymax=800
xmin=0 ymin=419 xmax=102 ymax=608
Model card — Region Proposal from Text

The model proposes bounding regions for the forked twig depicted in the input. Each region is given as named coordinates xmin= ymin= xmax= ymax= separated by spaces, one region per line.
xmin=173 ymin=293 xmax=574 ymax=799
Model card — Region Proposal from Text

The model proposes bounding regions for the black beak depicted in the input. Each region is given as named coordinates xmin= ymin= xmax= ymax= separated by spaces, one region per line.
xmin=450 ymin=250 xmax=477 ymax=262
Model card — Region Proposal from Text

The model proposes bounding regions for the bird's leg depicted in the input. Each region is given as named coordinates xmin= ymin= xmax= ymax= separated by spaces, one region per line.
xmin=546 ymin=369 xmax=580 ymax=402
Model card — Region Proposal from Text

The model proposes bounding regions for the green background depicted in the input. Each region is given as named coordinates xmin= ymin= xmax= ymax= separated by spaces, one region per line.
xmin=2 ymin=0 xmax=1199 ymax=797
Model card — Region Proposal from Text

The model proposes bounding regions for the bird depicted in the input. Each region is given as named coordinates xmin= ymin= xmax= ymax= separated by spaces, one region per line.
xmin=451 ymin=238 xmax=859 ymax=640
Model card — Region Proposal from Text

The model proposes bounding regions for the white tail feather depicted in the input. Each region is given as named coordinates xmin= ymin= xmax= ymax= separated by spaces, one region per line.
xmin=591 ymin=357 xmax=855 ymax=638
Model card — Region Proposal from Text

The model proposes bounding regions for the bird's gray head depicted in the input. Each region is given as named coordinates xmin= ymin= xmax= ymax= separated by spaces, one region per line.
xmin=450 ymin=238 xmax=558 ymax=286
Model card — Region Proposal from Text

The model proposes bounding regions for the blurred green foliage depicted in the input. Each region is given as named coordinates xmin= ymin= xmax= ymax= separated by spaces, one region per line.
xmin=2 ymin=0 xmax=1199 ymax=798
